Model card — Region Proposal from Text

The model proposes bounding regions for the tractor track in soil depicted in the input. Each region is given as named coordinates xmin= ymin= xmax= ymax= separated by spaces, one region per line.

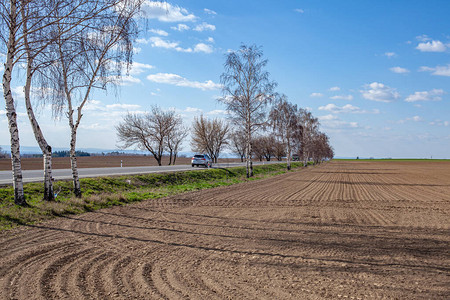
xmin=1 ymin=160 xmax=449 ymax=299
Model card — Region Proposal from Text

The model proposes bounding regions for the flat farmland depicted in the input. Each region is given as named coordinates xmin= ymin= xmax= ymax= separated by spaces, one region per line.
xmin=0 ymin=160 xmax=449 ymax=299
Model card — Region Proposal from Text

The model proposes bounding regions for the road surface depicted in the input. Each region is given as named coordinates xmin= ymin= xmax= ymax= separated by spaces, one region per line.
xmin=0 ymin=161 xmax=280 ymax=185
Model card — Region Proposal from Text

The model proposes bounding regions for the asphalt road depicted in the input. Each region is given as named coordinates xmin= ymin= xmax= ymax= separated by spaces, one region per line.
xmin=0 ymin=161 xmax=280 ymax=185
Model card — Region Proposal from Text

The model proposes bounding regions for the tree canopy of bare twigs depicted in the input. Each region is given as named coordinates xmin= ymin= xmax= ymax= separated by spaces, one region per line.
xmin=230 ymin=129 xmax=246 ymax=162
xmin=166 ymin=116 xmax=188 ymax=165
xmin=116 ymin=106 xmax=186 ymax=166
xmin=269 ymin=95 xmax=302 ymax=170
xmin=191 ymin=115 xmax=230 ymax=163
xmin=219 ymin=44 xmax=277 ymax=177
xmin=298 ymin=109 xmax=320 ymax=166
xmin=1 ymin=0 xmax=116 ymax=204
xmin=252 ymin=135 xmax=276 ymax=162
xmin=42 ymin=0 xmax=142 ymax=197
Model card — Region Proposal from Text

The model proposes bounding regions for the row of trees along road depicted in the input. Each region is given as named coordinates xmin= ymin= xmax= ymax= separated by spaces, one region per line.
xmin=1 ymin=0 xmax=143 ymax=205
xmin=116 ymin=44 xmax=333 ymax=178
xmin=219 ymin=45 xmax=333 ymax=177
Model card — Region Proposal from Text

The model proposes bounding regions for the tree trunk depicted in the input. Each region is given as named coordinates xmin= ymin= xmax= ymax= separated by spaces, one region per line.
xmin=24 ymin=56 xmax=54 ymax=201
xmin=43 ymin=152 xmax=54 ymax=200
xmin=286 ymin=143 xmax=291 ymax=171
xmin=246 ymin=125 xmax=253 ymax=178
xmin=70 ymin=129 xmax=82 ymax=197
xmin=3 ymin=2 xmax=26 ymax=205
xmin=173 ymin=153 xmax=177 ymax=165
xmin=168 ymin=150 xmax=173 ymax=165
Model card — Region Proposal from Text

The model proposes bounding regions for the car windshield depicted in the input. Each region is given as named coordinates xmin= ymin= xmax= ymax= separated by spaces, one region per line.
xmin=194 ymin=155 xmax=204 ymax=158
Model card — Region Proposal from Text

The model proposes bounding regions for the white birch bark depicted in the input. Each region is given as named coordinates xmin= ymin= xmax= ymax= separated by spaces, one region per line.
xmin=68 ymin=107 xmax=82 ymax=197
xmin=24 ymin=68 xmax=54 ymax=201
xmin=2 ymin=0 xmax=26 ymax=205
xmin=246 ymin=121 xmax=253 ymax=178
xmin=22 ymin=10 xmax=55 ymax=201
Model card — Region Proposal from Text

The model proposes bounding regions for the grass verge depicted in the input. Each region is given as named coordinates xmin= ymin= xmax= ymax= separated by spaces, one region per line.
xmin=0 ymin=162 xmax=306 ymax=231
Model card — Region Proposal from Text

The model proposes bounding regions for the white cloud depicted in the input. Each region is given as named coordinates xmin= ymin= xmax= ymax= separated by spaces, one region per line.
xmin=329 ymin=86 xmax=340 ymax=91
xmin=204 ymin=8 xmax=217 ymax=15
xmin=398 ymin=116 xmax=423 ymax=124
xmin=294 ymin=8 xmax=304 ymax=13
xmin=106 ymin=103 xmax=142 ymax=110
xmin=318 ymin=103 xmax=379 ymax=114
xmin=125 ymin=61 xmax=155 ymax=75
xmin=320 ymin=117 xmax=360 ymax=129
xmin=84 ymin=100 xmax=146 ymax=115
xmin=416 ymin=40 xmax=447 ymax=52
xmin=310 ymin=92 xmax=323 ymax=97
xmin=148 ymin=37 xmax=192 ymax=52
xmin=147 ymin=73 xmax=222 ymax=90
xmin=171 ymin=24 xmax=190 ymax=31
xmin=330 ymin=95 xmax=353 ymax=101
xmin=117 ymin=75 xmax=142 ymax=85
xmin=405 ymin=89 xmax=444 ymax=102
xmin=416 ymin=34 xmax=431 ymax=42
xmin=384 ymin=52 xmax=396 ymax=58
xmin=318 ymin=114 xmax=338 ymax=121
xmin=84 ymin=100 xmax=105 ymax=111
xmin=361 ymin=82 xmax=400 ymax=103
xmin=207 ymin=37 xmax=215 ymax=43
xmin=419 ymin=64 xmax=450 ymax=76
xmin=429 ymin=119 xmax=449 ymax=127
xmin=141 ymin=1 xmax=197 ymax=22
xmin=149 ymin=28 xmax=169 ymax=36
xmin=194 ymin=43 xmax=213 ymax=53
xmin=207 ymin=109 xmax=228 ymax=115
xmin=193 ymin=22 xmax=216 ymax=32
xmin=136 ymin=38 xmax=150 ymax=44
xmin=390 ymin=66 xmax=410 ymax=74
xmin=185 ymin=107 xmax=203 ymax=113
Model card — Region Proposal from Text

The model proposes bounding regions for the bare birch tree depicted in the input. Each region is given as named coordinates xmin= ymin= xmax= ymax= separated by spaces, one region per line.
xmin=298 ymin=109 xmax=319 ymax=166
xmin=116 ymin=107 xmax=178 ymax=166
xmin=20 ymin=0 xmax=88 ymax=201
xmin=191 ymin=115 xmax=230 ymax=163
xmin=230 ymin=129 xmax=246 ymax=162
xmin=46 ymin=0 xmax=141 ymax=197
xmin=1 ymin=0 xmax=36 ymax=205
xmin=1 ymin=0 xmax=68 ymax=204
xmin=219 ymin=44 xmax=276 ymax=178
xmin=252 ymin=135 xmax=276 ymax=162
xmin=269 ymin=96 xmax=301 ymax=170
xmin=166 ymin=114 xmax=188 ymax=165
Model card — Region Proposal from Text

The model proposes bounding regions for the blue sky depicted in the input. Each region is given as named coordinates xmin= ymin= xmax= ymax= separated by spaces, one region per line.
xmin=1 ymin=0 xmax=450 ymax=158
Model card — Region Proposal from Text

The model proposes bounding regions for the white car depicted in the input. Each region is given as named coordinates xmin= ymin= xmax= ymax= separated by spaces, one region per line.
xmin=191 ymin=154 xmax=212 ymax=168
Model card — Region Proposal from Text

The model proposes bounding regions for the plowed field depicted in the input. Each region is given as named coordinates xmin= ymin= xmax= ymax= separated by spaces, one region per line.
xmin=1 ymin=160 xmax=449 ymax=299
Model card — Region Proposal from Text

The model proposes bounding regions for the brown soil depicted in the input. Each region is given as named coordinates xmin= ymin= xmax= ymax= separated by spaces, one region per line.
xmin=1 ymin=160 xmax=449 ymax=299
xmin=0 ymin=156 xmax=241 ymax=171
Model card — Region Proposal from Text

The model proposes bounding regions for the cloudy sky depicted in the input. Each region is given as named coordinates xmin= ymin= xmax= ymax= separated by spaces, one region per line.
xmin=1 ymin=0 xmax=450 ymax=158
